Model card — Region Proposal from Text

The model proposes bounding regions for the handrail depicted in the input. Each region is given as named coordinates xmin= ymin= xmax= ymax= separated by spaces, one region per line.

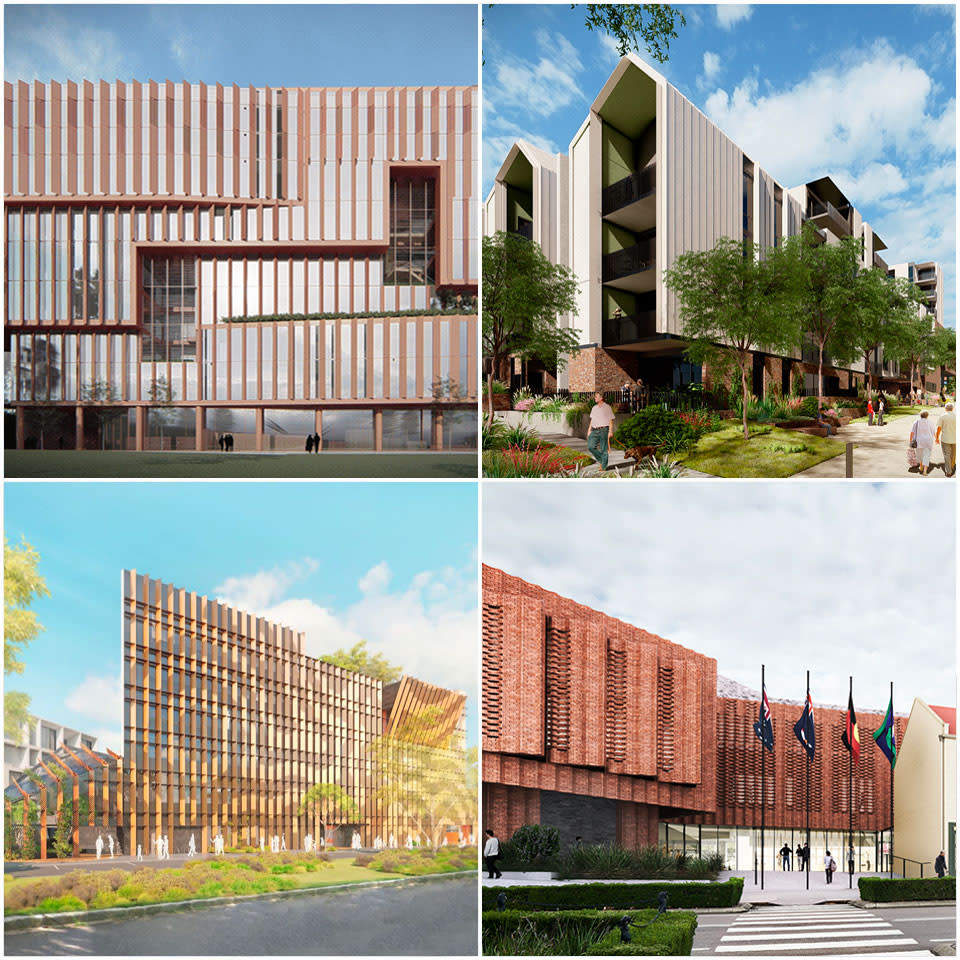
xmin=892 ymin=855 xmax=933 ymax=878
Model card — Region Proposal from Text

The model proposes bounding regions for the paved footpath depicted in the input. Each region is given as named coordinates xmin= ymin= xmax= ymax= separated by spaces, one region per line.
xmin=797 ymin=406 xmax=955 ymax=479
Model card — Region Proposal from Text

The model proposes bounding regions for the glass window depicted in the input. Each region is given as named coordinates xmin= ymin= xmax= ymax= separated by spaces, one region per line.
xmin=141 ymin=256 xmax=197 ymax=362
xmin=384 ymin=174 xmax=435 ymax=285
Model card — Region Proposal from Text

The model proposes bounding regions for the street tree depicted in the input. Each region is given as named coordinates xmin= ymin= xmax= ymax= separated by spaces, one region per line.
xmin=852 ymin=270 xmax=924 ymax=399
xmin=80 ymin=380 xmax=126 ymax=450
xmin=581 ymin=4 xmax=686 ymax=61
xmin=482 ymin=231 xmax=579 ymax=408
xmin=929 ymin=325 xmax=957 ymax=396
xmin=5 ymin=537 xmax=49 ymax=737
xmin=890 ymin=314 xmax=936 ymax=398
xmin=146 ymin=375 xmax=176 ymax=449
xmin=663 ymin=237 xmax=799 ymax=440
xmin=320 ymin=641 xmax=402 ymax=683
xmin=297 ymin=782 xmax=359 ymax=839
xmin=778 ymin=223 xmax=863 ymax=407
xmin=367 ymin=705 xmax=474 ymax=849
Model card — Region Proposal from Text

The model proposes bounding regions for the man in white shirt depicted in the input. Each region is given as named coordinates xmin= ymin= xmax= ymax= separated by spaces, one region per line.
xmin=587 ymin=392 xmax=616 ymax=470
xmin=936 ymin=402 xmax=956 ymax=477
xmin=483 ymin=829 xmax=502 ymax=879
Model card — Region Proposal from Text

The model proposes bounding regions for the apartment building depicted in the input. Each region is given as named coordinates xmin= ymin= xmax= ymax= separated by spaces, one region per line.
xmin=4 ymin=716 xmax=98 ymax=787
xmin=482 ymin=565 xmax=908 ymax=872
xmin=5 ymin=79 xmax=478 ymax=451
xmin=484 ymin=54 xmax=934 ymax=399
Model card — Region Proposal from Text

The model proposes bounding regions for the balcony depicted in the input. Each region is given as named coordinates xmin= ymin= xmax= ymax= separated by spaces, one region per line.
xmin=807 ymin=196 xmax=852 ymax=237
xmin=602 ymin=310 xmax=658 ymax=347
xmin=602 ymin=165 xmax=656 ymax=233
xmin=602 ymin=236 xmax=656 ymax=293
xmin=917 ymin=269 xmax=937 ymax=283
xmin=873 ymin=252 xmax=888 ymax=272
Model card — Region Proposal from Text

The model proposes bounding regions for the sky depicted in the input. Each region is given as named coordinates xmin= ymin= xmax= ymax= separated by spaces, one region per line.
xmin=483 ymin=482 xmax=956 ymax=715
xmin=4 ymin=482 xmax=478 ymax=755
xmin=3 ymin=4 xmax=479 ymax=87
xmin=483 ymin=3 xmax=956 ymax=328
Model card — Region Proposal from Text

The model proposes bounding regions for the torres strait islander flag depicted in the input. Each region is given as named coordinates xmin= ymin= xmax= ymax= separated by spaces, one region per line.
xmin=793 ymin=691 xmax=816 ymax=759
xmin=873 ymin=695 xmax=897 ymax=767
xmin=841 ymin=691 xmax=861 ymax=763
xmin=754 ymin=683 xmax=774 ymax=752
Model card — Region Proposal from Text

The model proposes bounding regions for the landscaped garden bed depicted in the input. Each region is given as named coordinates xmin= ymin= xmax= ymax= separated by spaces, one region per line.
xmin=858 ymin=875 xmax=955 ymax=903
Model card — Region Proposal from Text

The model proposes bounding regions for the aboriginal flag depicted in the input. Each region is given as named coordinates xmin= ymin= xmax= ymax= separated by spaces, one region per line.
xmin=841 ymin=691 xmax=860 ymax=763
xmin=754 ymin=683 xmax=774 ymax=752
xmin=793 ymin=691 xmax=815 ymax=759
xmin=873 ymin=695 xmax=896 ymax=767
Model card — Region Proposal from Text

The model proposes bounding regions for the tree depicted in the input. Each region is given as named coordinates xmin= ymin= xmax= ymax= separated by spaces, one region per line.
xmin=80 ymin=380 xmax=126 ymax=450
xmin=5 ymin=538 xmax=49 ymax=737
xmin=851 ymin=271 xmax=924 ymax=399
xmin=779 ymin=223 xmax=863 ymax=407
xmin=482 ymin=231 xmax=580 ymax=387
xmin=31 ymin=405 xmax=66 ymax=451
xmin=320 ymin=641 xmax=402 ymax=683
xmin=367 ymin=705 xmax=474 ymax=849
xmin=929 ymin=325 xmax=957 ymax=395
xmin=297 ymin=782 xmax=359 ymax=837
xmin=663 ymin=237 xmax=799 ymax=440
xmin=890 ymin=314 xmax=936 ymax=398
xmin=146 ymin=375 xmax=176 ymax=449
xmin=581 ymin=4 xmax=686 ymax=62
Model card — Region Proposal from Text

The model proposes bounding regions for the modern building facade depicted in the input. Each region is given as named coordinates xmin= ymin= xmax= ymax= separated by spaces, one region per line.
xmin=5 ymin=79 xmax=478 ymax=451
xmin=484 ymin=54 xmax=937 ymax=399
xmin=4 ymin=715 xmax=98 ymax=788
xmin=5 ymin=570 xmax=471 ymax=857
xmin=482 ymin=566 xmax=910 ymax=872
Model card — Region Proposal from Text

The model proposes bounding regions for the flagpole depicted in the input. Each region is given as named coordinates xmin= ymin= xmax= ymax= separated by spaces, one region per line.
xmin=761 ymin=664 xmax=765 ymax=891
xmin=890 ymin=680 xmax=894 ymax=879
xmin=848 ymin=675 xmax=853 ymax=890
xmin=806 ymin=669 xmax=810 ymax=891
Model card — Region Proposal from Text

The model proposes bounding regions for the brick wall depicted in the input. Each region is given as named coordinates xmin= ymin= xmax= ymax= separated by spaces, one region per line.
xmin=568 ymin=347 xmax=640 ymax=393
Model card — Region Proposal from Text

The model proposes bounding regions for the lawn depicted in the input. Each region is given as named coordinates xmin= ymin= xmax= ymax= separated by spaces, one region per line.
xmin=677 ymin=422 xmax=844 ymax=478
xmin=5 ymin=850 xmax=475 ymax=916
xmin=4 ymin=450 xmax=478 ymax=479
xmin=848 ymin=405 xmax=923 ymax=424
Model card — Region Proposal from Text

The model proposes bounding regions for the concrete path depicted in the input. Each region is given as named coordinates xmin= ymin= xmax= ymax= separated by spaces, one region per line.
xmin=796 ymin=406 xmax=955 ymax=479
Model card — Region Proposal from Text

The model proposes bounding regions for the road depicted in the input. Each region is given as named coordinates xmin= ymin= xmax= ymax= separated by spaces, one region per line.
xmin=4 ymin=875 xmax=478 ymax=956
xmin=692 ymin=903 xmax=955 ymax=956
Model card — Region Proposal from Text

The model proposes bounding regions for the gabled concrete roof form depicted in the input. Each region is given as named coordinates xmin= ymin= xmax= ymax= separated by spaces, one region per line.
xmin=591 ymin=54 xmax=660 ymax=140
xmin=494 ymin=139 xmax=559 ymax=184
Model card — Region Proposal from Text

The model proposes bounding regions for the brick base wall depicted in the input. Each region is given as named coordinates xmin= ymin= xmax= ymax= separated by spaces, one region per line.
xmin=482 ymin=782 xmax=540 ymax=841
xmin=568 ymin=347 xmax=642 ymax=393
xmin=617 ymin=800 xmax=660 ymax=848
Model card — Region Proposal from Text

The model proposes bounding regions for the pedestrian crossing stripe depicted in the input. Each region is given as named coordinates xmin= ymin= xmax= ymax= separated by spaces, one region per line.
xmin=722 ymin=929 xmax=908 ymax=942
xmin=715 ymin=939 xmax=919 ymax=954
xmin=726 ymin=923 xmax=897 ymax=934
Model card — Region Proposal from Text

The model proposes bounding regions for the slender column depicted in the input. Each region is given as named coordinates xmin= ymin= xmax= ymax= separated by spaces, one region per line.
xmin=75 ymin=405 xmax=84 ymax=450
xmin=135 ymin=405 xmax=145 ymax=451
xmin=195 ymin=405 xmax=203 ymax=451
xmin=255 ymin=407 xmax=264 ymax=451
xmin=15 ymin=407 xmax=25 ymax=449
xmin=374 ymin=409 xmax=382 ymax=451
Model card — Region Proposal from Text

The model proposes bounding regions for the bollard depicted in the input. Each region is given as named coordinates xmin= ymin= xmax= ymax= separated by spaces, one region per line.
xmin=845 ymin=442 xmax=853 ymax=478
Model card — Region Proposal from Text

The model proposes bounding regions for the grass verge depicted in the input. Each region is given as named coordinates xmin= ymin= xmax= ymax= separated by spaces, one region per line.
xmin=4 ymin=450 xmax=478 ymax=479
xmin=362 ymin=845 xmax=478 ymax=876
xmin=677 ymin=423 xmax=844 ymax=478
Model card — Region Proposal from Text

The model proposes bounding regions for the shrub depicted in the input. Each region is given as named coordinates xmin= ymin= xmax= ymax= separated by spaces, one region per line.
xmin=483 ymin=445 xmax=591 ymax=478
xmin=36 ymin=895 xmax=86 ymax=913
xmin=799 ymin=395 xmax=822 ymax=417
xmin=565 ymin=401 xmax=593 ymax=428
xmin=858 ymin=876 xmax=955 ymax=902
xmin=483 ymin=379 xmax=510 ymax=396
xmin=501 ymin=423 xmax=537 ymax=449
xmin=483 ymin=878 xmax=743 ymax=911
xmin=482 ymin=419 xmax=510 ymax=450
xmin=614 ymin=409 xmax=694 ymax=450
xmin=506 ymin=825 xmax=561 ymax=866
xmin=354 ymin=854 xmax=374 ymax=867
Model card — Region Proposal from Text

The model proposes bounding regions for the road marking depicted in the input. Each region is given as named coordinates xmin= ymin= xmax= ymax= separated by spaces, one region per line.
xmin=715 ymin=938 xmax=919 ymax=953
xmin=727 ymin=923 xmax=895 ymax=933
xmin=722 ymin=929 xmax=905 ymax=942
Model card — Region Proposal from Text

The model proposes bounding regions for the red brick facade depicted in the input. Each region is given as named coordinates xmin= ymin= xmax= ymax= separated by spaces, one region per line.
xmin=483 ymin=565 xmax=901 ymax=845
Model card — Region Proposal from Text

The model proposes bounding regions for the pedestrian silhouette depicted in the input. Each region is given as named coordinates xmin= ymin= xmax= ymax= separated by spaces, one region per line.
xmin=313 ymin=431 xmax=320 ymax=452
xmin=305 ymin=435 xmax=314 ymax=453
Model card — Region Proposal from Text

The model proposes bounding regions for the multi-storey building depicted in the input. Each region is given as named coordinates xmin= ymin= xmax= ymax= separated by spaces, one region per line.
xmin=4 ymin=715 xmax=98 ymax=788
xmin=5 ymin=79 xmax=478 ymax=451
xmin=482 ymin=566 xmax=914 ymax=872
xmin=4 ymin=570 xmax=471 ymax=857
xmin=484 ymin=54 xmax=936 ymax=400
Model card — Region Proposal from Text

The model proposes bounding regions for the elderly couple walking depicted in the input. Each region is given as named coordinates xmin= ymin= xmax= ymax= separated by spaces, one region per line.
xmin=909 ymin=403 xmax=956 ymax=477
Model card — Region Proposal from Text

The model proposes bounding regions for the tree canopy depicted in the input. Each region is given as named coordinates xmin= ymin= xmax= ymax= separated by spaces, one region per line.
xmin=5 ymin=538 xmax=49 ymax=738
xmin=664 ymin=237 xmax=799 ymax=439
xmin=320 ymin=640 xmax=402 ymax=683
xmin=929 ymin=325 xmax=957 ymax=393
xmin=297 ymin=782 xmax=359 ymax=825
xmin=890 ymin=313 xmax=937 ymax=395
xmin=482 ymin=231 xmax=580 ymax=384
xmin=581 ymin=4 xmax=687 ymax=62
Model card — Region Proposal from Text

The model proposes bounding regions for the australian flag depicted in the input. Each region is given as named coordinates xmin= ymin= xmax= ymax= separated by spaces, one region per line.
xmin=793 ymin=691 xmax=816 ymax=759
xmin=754 ymin=683 xmax=774 ymax=752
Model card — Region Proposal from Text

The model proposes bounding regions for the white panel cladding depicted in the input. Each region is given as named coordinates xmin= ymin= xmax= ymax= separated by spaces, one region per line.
xmin=757 ymin=169 xmax=775 ymax=251
xmin=660 ymin=83 xmax=741 ymax=338
xmin=569 ymin=120 xmax=593 ymax=346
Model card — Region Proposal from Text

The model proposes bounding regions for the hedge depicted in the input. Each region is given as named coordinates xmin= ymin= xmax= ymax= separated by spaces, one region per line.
xmin=858 ymin=876 xmax=955 ymax=902
xmin=481 ymin=878 xmax=743 ymax=911
xmin=483 ymin=908 xmax=698 ymax=956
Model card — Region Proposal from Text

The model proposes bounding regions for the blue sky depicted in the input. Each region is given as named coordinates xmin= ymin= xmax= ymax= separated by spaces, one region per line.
xmin=484 ymin=482 xmax=955 ymax=715
xmin=4 ymin=4 xmax=478 ymax=86
xmin=484 ymin=4 xmax=956 ymax=328
xmin=4 ymin=482 xmax=478 ymax=754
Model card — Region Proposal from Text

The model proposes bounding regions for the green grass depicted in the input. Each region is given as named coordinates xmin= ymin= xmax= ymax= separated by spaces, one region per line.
xmin=849 ymin=406 xmax=923 ymax=424
xmin=677 ymin=422 xmax=844 ymax=477
xmin=4 ymin=450 xmax=478 ymax=479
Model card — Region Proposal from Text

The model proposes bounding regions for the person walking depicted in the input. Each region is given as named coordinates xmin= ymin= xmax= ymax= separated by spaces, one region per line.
xmin=587 ymin=391 xmax=616 ymax=471
xmin=796 ymin=843 xmax=803 ymax=871
xmin=936 ymin=402 xmax=956 ymax=477
xmin=935 ymin=850 xmax=947 ymax=878
xmin=305 ymin=434 xmax=314 ymax=453
xmin=910 ymin=410 xmax=936 ymax=476
xmin=312 ymin=431 xmax=321 ymax=452
xmin=847 ymin=843 xmax=855 ymax=876
xmin=483 ymin=828 xmax=502 ymax=879
xmin=877 ymin=396 xmax=885 ymax=426
xmin=802 ymin=842 xmax=810 ymax=871
xmin=825 ymin=849 xmax=836 ymax=884
xmin=867 ymin=398 xmax=874 ymax=426
xmin=780 ymin=843 xmax=792 ymax=871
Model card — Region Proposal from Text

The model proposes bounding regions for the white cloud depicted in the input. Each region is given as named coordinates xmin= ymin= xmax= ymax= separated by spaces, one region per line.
xmin=64 ymin=673 xmax=123 ymax=753
xmin=697 ymin=51 xmax=723 ymax=92
xmin=597 ymin=32 xmax=623 ymax=63
xmin=483 ymin=485 xmax=956 ymax=711
xmin=831 ymin=162 xmax=909 ymax=206
xmin=716 ymin=5 xmax=754 ymax=30
xmin=358 ymin=561 xmax=392 ymax=595
xmin=4 ymin=14 xmax=130 ymax=81
xmin=215 ymin=558 xmax=319 ymax=611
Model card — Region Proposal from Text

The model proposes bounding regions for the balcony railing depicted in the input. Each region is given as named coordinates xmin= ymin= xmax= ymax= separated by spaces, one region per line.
xmin=602 ymin=165 xmax=656 ymax=217
xmin=602 ymin=237 xmax=656 ymax=283
xmin=807 ymin=197 xmax=852 ymax=235
xmin=602 ymin=310 xmax=658 ymax=347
